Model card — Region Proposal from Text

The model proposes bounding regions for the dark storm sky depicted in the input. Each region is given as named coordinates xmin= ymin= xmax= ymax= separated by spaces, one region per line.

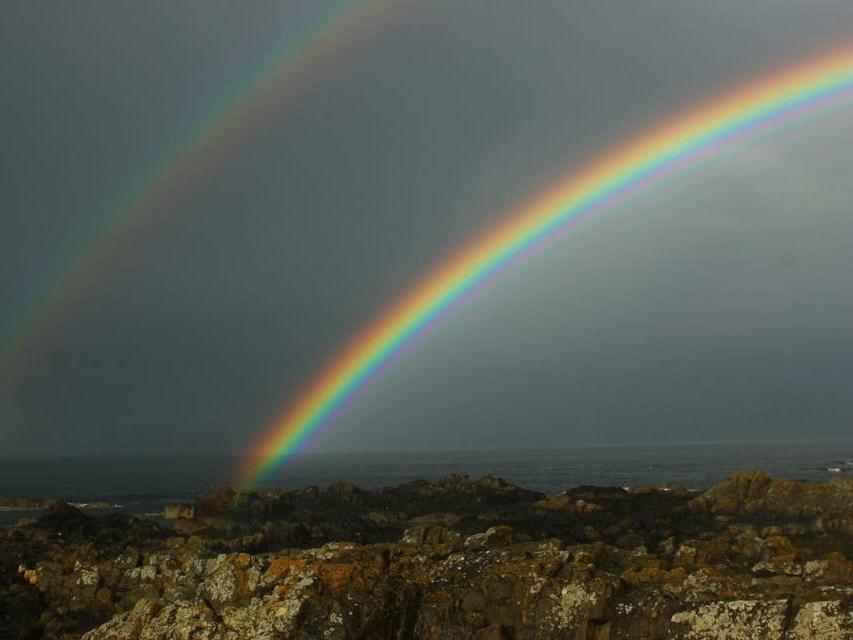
xmin=2 ymin=1 xmax=853 ymax=456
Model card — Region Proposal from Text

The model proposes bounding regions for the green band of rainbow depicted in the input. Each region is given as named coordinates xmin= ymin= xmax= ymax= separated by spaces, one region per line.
xmin=0 ymin=0 xmax=394 ymax=384
xmin=239 ymin=45 xmax=853 ymax=488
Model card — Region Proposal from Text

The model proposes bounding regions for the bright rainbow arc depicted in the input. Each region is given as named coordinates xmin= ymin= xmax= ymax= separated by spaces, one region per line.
xmin=0 ymin=0 xmax=395 ymax=383
xmin=240 ymin=46 xmax=853 ymax=488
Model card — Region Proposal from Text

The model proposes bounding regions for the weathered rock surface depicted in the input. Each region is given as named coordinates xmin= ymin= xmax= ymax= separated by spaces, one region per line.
xmin=691 ymin=470 xmax=853 ymax=523
xmin=1 ymin=471 xmax=852 ymax=639
xmin=0 ymin=496 xmax=53 ymax=510
xmin=1 ymin=497 xmax=120 ymax=512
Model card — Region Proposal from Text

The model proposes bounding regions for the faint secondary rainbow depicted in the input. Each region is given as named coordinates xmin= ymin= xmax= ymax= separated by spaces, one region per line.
xmin=239 ymin=45 xmax=853 ymax=488
xmin=0 ymin=0 xmax=397 ymax=383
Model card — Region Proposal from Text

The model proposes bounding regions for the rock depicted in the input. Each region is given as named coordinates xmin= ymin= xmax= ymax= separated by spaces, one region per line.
xmin=674 ymin=543 xmax=703 ymax=568
xmin=484 ymin=525 xmax=513 ymax=548
xmin=0 ymin=496 xmax=51 ymax=510
xmin=194 ymin=486 xmax=238 ymax=517
xmin=544 ymin=577 xmax=617 ymax=634
xmin=325 ymin=480 xmax=365 ymax=501
xmin=752 ymin=556 xmax=802 ymax=577
xmin=78 ymin=501 xmax=112 ymax=510
xmin=2 ymin=472 xmax=853 ymax=639
xmin=163 ymin=503 xmax=194 ymax=520
xmin=616 ymin=532 xmax=645 ymax=549
xmin=788 ymin=601 xmax=853 ymax=640
xmin=533 ymin=494 xmax=602 ymax=513
xmin=75 ymin=569 xmax=101 ymax=588
xmin=464 ymin=532 xmax=487 ymax=551
xmin=671 ymin=599 xmax=790 ymax=639
xmin=400 ymin=525 xmax=461 ymax=549
xmin=629 ymin=483 xmax=689 ymax=496
xmin=472 ymin=623 xmax=514 ymax=639
xmin=690 ymin=471 xmax=853 ymax=524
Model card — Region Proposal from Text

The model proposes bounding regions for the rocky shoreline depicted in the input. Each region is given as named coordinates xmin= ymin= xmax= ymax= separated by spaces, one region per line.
xmin=0 ymin=498 xmax=117 ymax=512
xmin=1 ymin=470 xmax=852 ymax=639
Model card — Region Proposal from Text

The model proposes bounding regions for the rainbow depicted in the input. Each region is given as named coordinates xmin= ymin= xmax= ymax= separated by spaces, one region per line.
xmin=239 ymin=45 xmax=853 ymax=488
xmin=0 ymin=0 xmax=397 ymax=384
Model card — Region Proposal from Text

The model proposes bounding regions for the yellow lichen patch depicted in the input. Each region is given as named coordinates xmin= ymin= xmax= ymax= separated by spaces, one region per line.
xmin=671 ymin=599 xmax=789 ymax=640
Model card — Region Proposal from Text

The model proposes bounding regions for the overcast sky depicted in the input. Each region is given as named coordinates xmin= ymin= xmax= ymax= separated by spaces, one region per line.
xmin=2 ymin=0 xmax=852 ymax=456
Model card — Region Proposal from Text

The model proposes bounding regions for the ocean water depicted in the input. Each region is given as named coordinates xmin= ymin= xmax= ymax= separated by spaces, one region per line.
xmin=1 ymin=440 xmax=852 ymax=525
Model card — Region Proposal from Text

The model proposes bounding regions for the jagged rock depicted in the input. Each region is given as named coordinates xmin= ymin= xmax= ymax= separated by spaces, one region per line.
xmin=194 ymin=487 xmax=238 ymax=517
xmin=690 ymin=470 xmax=853 ymax=523
xmin=2 ymin=472 xmax=853 ymax=639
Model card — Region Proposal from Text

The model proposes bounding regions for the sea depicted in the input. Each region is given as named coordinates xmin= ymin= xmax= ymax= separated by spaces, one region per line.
xmin=1 ymin=440 xmax=852 ymax=526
